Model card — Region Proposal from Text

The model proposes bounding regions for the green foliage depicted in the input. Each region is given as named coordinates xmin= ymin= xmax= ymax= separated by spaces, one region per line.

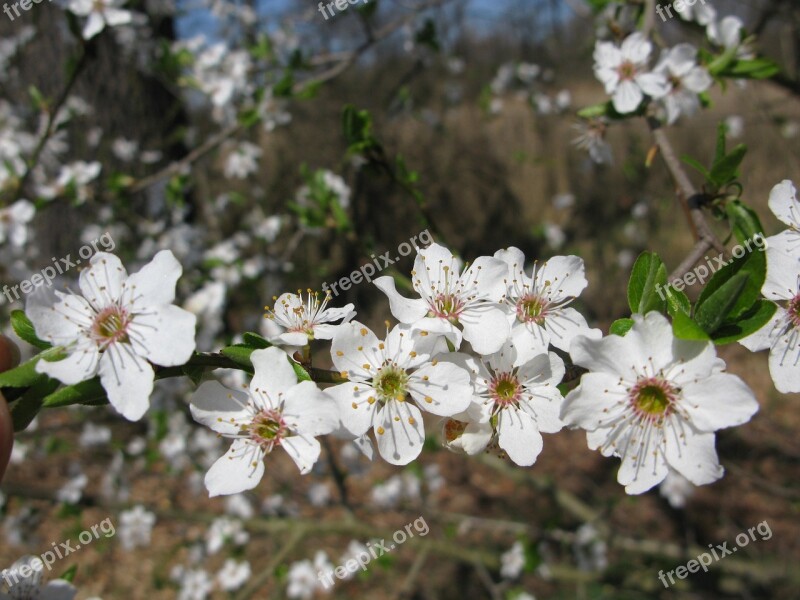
xmin=287 ymin=165 xmax=353 ymax=232
xmin=627 ymin=252 xmax=668 ymax=316
xmin=11 ymin=310 xmax=51 ymax=349
xmin=610 ymin=318 xmax=634 ymax=337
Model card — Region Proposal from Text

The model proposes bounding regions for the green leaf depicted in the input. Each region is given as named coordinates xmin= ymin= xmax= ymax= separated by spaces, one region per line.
xmin=711 ymin=300 xmax=778 ymax=345
xmin=695 ymin=246 xmax=766 ymax=321
xmin=610 ymin=318 xmax=634 ymax=336
xmin=182 ymin=364 xmax=206 ymax=386
xmin=714 ymin=121 xmax=727 ymax=166
xmin=694 ymin=272 xmax=750 ymax=333
xmin=0 ymin=347 xmax=64 ymax=388
xmin=342 ymin=105 xmax=375 ymax=150
xmin=43 ymin=378 xmax=107 ymax=408
xmin=627 ymin=252 xmax=668 ymax=315
xmin=681 ymin=155 xmax=711 ymax=180
xmin=292 ymin=362 xmax=312 ymax=382
xmin=664 ymin=287 xmax=691 ymax=317
xmin=672 ymin=311 xmax=711 ymax=341
xmin=11 ymin=310 xmax=52 ymax=349
xmin=242 ymin=332 xmax=272 ymax=349
xmin=11 ymin=376 xmax=59 ymax=432
xmin=725 ymin=58 xmax=780 ymax=80
xmin=709 ymin=144 xmax=747 ymax=188
xmin=725 ymin=200 xmax=765 ymax=246
xmin=577 ymin=102 xmax=610 ymax=119
xmin=59 ymin=564 xmax=78 ymax=583
xmin=220 ymin=345 xmax=257 ymax=371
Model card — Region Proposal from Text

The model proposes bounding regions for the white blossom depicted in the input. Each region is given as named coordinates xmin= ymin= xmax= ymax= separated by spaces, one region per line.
xmin=28 ymin=251 xmax=197 ymax=421
xmin=374 ymin=242 xmax=511 ymax=355
xmin=593 ymin=33 xmax=669 ymax=114
xmin=562 ymin=312 xmax=759 ymax=494
xmin=190 ymin=347 xmax=340 ymax=496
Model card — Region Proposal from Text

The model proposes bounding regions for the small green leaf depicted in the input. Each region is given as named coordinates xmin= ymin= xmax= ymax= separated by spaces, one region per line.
xmin=696 ymin=247 xmax=766 ymax=321
xmin=242 ymin=332 xmax=272 ymax=349
xmin=292 ymin=362 xmax=312 ymax=382
xmin=672 ymin=312 xmax=711 ymax=341
xmin=664 ymin=287 xmax=691 ymax=317
xmin=610 ymin=318 xmax=634 ymax=336
xmin=711 ymin=300 xmax=778 ymax=345
xmin=714 ymin=121 xmax=727 ymax=165
xmin=0 ymin=347 xmax=64 ymax=388
xmin=680 ymin=155 xmax=711 ymax=179
xmin=43 ymin=378 xmax=107 ymax=408
xmin=11 ymin=376 xmax=59 ymax=432
xmin=628 ymin=252 xmax=668 ymax=315
xmin=182 ymin=364 xmax=206 ymax=386
xmin=11 ymin=310 xmax=52 ymax=349
xmin=725 ymin=200 xmax=765 ymax=246
xmin=709 ymin=144 xmax=747 ymax=188
xmin=694 ymin=272 xmax=750 ymax=333
xmin=59 ymin=564 xmax=78 ymax=583
xmin=220 ymin=345 xmax=257 ymax=371
xmin=577 ymin=102 xmax=610 ymax=119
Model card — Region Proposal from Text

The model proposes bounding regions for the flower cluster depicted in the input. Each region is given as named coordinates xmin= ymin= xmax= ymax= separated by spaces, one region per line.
xmin=26 ymin=237 xmax=767 ymax=497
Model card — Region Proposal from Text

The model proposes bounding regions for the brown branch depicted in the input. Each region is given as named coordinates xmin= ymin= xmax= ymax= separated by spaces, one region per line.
xmin=648 ymin=119 xmax=726 ymax=279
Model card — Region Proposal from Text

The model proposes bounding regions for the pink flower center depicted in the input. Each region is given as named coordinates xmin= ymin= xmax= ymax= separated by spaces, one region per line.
xmin=91 ymin=305 xmax=132 ymax=347
xmin=617 ymin=61 xmax=637 ymax=81
xmin=247 ymin=409 xmax=287 ymax=451
xmin=516 ymin=294 xmax=548 ymax=325
xmin=788 ymin=294 xmax=800 ymax=329
xmin=629 ymin=377 xmax=677 ymax=422
xmin=430 ymin=293 xmax=464 ymax=320
xmin=489 ymin=372 xmax=522 ymax=407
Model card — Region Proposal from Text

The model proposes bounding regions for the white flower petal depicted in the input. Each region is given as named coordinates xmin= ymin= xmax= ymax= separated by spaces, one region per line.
xmin=768 ymin=329 xmax=800 ymax=393
xmin=372 ymin=276 xmax=428 ymax=323
xmin=613 ymin=80 xmax=643 ymax=114
xmin=459 ymin=304 xmax=510 ymax=355
xmin=768 ymin=180 xmax=799 ymax=229
xmin=283 ymin=381 xmax=340 ymax=436
xmin=461 ymin=255 xmax=508 ymax=302
xmin=375 ymin=401 xmax=425 ymax=465
xmin=128 ymin=305 xmax=196 ymax=367
xmin=561 ymin=372 xmax=627 ymax=428
xmin=408 ymin=360 xmax=472 ymax=416
xmin=82 ymin=12 xmax=105 ymax=39
xmin=36 ymin=341 xmax=100 ymax=385
xmin=330 ymin=321 xmax=382 ymax=380
xmin=281 ymin=435 xmax=321 ymax=474
xmin=543 ymin=307 xmax=601 ymax=353
xmin=665 ymin=428 xmax=723 ymax=486
xmin=249 ymin=347 xmax=298 ymax=403
xmin=122 ymin=249 xmax=182 ymax=309
xmin=27 ymin=293 xmax=94 ymax=345
xmin=205 ymin=439 xmax=265 ymax=497
xmin=680 ymin=373 xmax=759 ymax=431
xmin=325 ymin=382 xmax=376 ymax=436
xmin=497 ymin=407 xmax=543 ymax=466
xmin=78 ymin=253 xmax=127 ymax=308
xmin=98 ymin=344 xmax=155 ymax=421
xmin=190 ymin=381 xmax=251 ymax=436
